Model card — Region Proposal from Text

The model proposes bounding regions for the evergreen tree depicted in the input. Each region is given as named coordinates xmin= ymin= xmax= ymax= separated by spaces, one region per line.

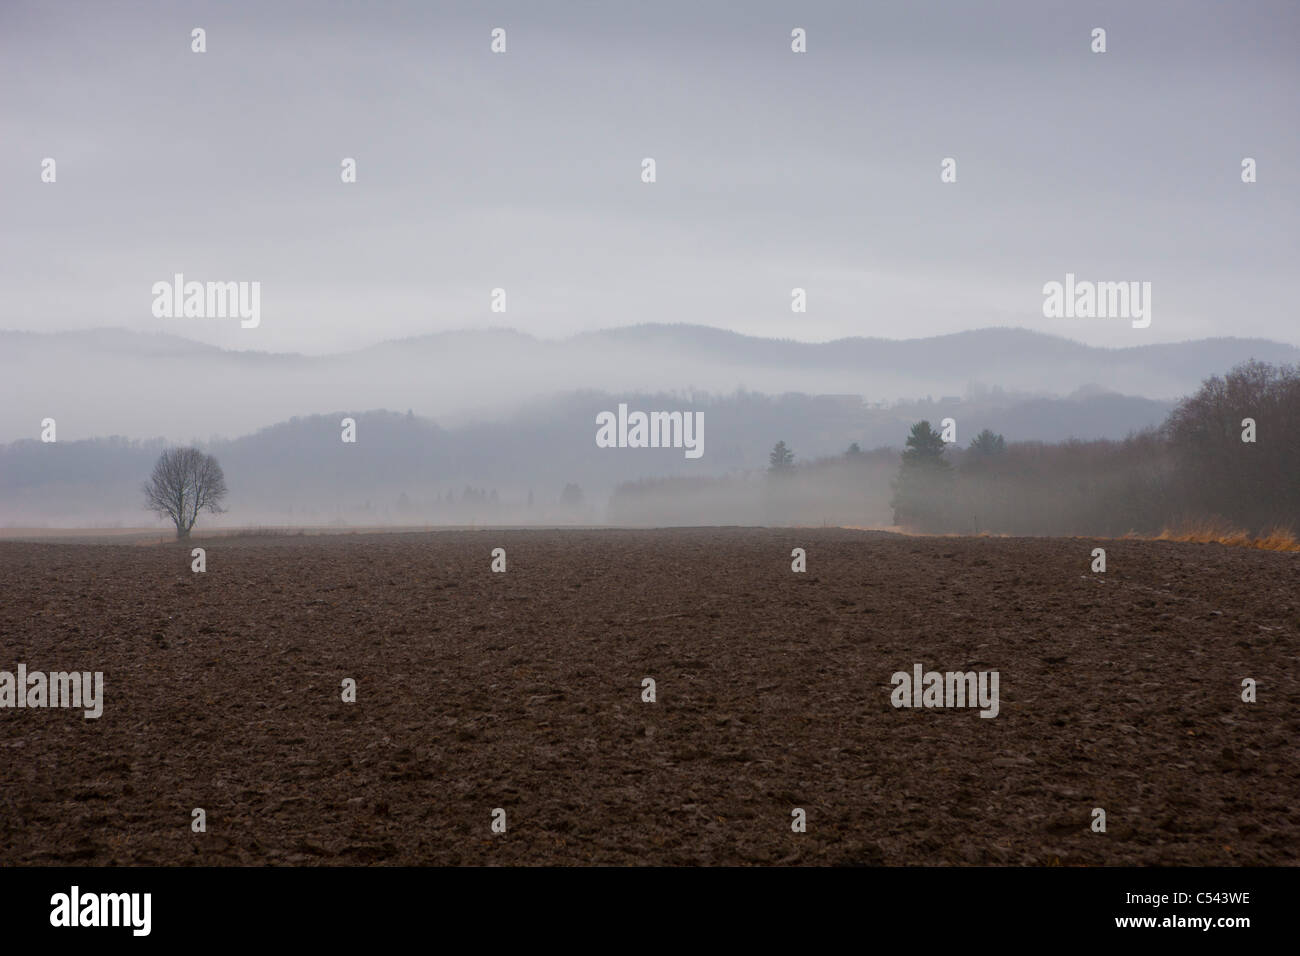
xmin=901 ymin=420 xmax=950 ymax=469
xmin=891 ymin=420 xmax=953 ymax=528
xmin=768 ymin=440 xmax=794 ymax=473
xmin=967 ymin=428 xmax=1006 ymax=463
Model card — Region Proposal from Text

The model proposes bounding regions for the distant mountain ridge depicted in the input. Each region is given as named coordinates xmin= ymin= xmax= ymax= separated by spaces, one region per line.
xmin=1 ymin=324 xmax=1294 ymax=444
xmin=5 ymin=322 xmax=1294 ymax=370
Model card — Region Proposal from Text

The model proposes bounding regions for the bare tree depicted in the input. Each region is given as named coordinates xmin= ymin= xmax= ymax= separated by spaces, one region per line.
xmin=143 ymin=447 xmax=228 ymax=538
xmin=1166 ymin=360 xmax=1300 ymax=531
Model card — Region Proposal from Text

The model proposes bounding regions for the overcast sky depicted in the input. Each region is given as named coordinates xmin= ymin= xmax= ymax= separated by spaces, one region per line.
xmin=2 ymin=0 xmax=1297 ymax=354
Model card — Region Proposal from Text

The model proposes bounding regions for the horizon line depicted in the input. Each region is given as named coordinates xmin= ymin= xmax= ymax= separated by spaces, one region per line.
xmin=4 ymin=322 xmax=1298 ymax=360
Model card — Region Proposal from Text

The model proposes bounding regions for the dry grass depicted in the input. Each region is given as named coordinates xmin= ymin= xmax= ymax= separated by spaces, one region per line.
xmin=1152 ymin=518 xmax=1300 ymax=552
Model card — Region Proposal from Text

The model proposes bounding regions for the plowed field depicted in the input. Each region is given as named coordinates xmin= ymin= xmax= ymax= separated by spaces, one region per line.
xmin=1 ymin=529 xmax=1295 ymax=865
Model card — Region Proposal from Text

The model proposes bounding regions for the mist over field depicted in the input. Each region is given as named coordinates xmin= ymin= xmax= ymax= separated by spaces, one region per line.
xmin=2 ymin=327 xmax=1297 ymax=533
xmin=7 ymin=324 xmax=1290 ymax=529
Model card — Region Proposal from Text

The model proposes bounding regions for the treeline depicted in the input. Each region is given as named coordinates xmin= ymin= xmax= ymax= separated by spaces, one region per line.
xmin=609 ymin=359 xmax=1299 ymax=536
xmin=892 ymin=360 xmax=1300 ymax=536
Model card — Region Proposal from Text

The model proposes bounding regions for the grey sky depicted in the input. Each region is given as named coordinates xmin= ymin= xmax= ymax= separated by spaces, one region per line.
xmin=2 ymin=0 xmax=1297 ymax=354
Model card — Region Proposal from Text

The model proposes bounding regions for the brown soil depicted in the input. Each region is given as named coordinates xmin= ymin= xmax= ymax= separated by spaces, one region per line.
xmin=0 ymin=528 xmax=1296 ymax=865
